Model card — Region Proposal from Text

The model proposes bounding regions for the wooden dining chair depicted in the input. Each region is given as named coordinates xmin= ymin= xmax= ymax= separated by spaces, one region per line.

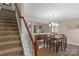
xmin=35 ymin=35 xmax=47 ymax=49
xmin=44 ymin=35 xmax=50 ymax=48
xmin=46 ymin=34 xmax=58 ymax=52
xmin=57 ymin=34 xmax=67 ymax=51
xmin=44 ymin=34 xmax=55 ymax=48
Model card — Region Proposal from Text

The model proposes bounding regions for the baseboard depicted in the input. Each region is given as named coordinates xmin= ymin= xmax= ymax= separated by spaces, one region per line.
xmin=67 ymin=42 xmax=79 ymax=46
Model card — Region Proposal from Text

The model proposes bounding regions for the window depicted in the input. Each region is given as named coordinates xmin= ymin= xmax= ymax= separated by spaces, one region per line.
xmin=51 ymin=22 xmax=59 ymax=33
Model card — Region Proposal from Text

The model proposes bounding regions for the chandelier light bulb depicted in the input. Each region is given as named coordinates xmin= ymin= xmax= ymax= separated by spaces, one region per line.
xmin=51 ymin=22 xmax=54 ymax=25
xmin=49 ymin=24 xmax=51 ymax=27
xmin=54 ymin=22 xmax=59 ymax=26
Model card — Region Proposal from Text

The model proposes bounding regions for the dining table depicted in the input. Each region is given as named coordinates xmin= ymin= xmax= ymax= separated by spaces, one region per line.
xmin=44 ymin=35 xmax=67 ymax=53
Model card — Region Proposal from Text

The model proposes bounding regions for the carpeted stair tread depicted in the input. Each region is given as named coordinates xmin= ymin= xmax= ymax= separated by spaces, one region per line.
xmin=0 ymin=35 xmax=20 ymax=43
xmin=0 ymin=19 xmax=17 ymax=23
xmin=0 ymin=31 xmax=19 ymax=36
xmin=0 ymin=15 xmax=16 ymax=20
xmin=1 ymin=8 xmax=15 ymax=12
xmin=0 ymin=18 xmax=17 ymax=21
xmin=0 ymin=41 xmax=21 ymax=51
xmin=0 ymin=16 xmax=16 ymax=20
xmin=0 ymin=27 xmax=18 ymax=31
xmin=0 ymin=22 xmax=17 ymax=27
xmin=0 ymin=14 xmax=15 ymax=17
xmin=0 ymin=40 xmax=20 ymax=45
xmin=0 ymin=12 xmax=15 ymax=16
xmin=0 ymin=22 xmax=17 ymax=24
xmin=0 ymin=47 xmax=23 ymax=56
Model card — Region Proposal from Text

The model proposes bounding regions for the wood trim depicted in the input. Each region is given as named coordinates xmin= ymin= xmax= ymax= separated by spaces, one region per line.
xmin=15 ymin=3 xmax=38 ymax=56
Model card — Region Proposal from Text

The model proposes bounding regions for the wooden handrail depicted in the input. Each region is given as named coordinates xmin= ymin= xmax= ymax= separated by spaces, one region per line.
xmin=15 ymin=3 xmax=38 ymax=56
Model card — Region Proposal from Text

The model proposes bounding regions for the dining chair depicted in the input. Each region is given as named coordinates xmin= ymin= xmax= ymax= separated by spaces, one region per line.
xmin=35 ymin=35 xmax=47 ymax=49
xmin=57 ymin=34 xmax=67 ymax=51
xmin=44 ymin=34 xmax=51 ymax=48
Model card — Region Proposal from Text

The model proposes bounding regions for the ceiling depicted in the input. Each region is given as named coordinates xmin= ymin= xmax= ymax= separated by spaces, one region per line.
xmin=23 ymin=3 xmax=79 ymax=24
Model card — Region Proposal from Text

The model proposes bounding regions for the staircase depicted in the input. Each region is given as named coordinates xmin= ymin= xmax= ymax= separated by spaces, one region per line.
xmin=0 ymin=8 xmax=24 ymax=56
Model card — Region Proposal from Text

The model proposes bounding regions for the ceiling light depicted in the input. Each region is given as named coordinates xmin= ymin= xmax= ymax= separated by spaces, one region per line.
xmin=54 ymin=22 xmax=59 ymax=26
xmin=49 ymin=24 xmax=51 ymax=27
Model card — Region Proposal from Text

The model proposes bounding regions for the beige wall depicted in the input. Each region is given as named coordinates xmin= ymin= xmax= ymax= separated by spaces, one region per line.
xmin=15 ymin=3 xmax=33 ymax=55
xmin=17 ymin=3 xmax=22 ymax=14
xmin=20 ymin=19 xmax=33 ymax=56
xmin=59 ymin=17 xmax=79 ymax=46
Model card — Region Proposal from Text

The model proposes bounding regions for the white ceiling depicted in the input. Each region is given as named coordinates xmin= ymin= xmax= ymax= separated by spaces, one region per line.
xmin=23 ymin=3 xmax=79 ymax=24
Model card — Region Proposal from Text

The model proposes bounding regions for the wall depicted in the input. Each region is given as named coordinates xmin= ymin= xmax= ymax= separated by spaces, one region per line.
xmin=16 ymin=3 xmax=22 ymax=14
xmin=15 ymin=3 xmax=33 ymax=56
xmin=0 ymin=3 xmax=14 ymax=10
xmin=20 ymin=19 xmax=33 ymax=56
xmin=20 ymin=4 xmax=33 ymax=56
xmin=59 ymin=17 xmax=79 ymax=46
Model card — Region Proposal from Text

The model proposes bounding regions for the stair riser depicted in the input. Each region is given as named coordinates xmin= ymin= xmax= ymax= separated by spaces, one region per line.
xmin=0 ymin=13 xmax=15 ymax=15
xmin=0 ymin=17 xmax=16 ymax=20
xmin=0 ymin=20 xmax=17 ymax=24
xmin=0 ymin=19 xmax=17 ymax=22
xmin=0 ymin=41 xmax=21 ymax=51
xmin=0 ymin=48 xmax=23 ymax=56
xmin=0 ymin=9 xmax=14 ymax=13
xmin=0 ymin=12 xmax=15 ymax=17
xmin=0 ymin=23 xmax=18 ymax=27
xmin=0 ymin=36 xmax=20 ymax=43
xmin=0 ymin=20 xmax=17 ymax=23
xmin=0 ymin=12 xmax=15 ymax=16
xmin=0 ymin=31 xmax=19 ymax=36
xmin=0 ymin=10 xmax=14 ymax=13
xmin=0 ymin=27 xmax=18 ymax=31
xmin=0 ymin=14 xmax=15 ymax=18
xmin=0 ymin=51 xmax=23 ymax=56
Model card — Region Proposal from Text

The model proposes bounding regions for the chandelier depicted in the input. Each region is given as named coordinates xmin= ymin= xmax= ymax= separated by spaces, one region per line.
xmin=49 ymin=22 xmax=59 ymax=27
xmin=49 ymin=13 xmax=59 ymax=27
